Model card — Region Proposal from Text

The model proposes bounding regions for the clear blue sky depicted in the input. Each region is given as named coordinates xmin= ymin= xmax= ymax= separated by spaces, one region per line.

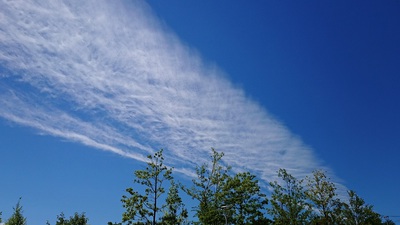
xmin=1 ymin=0 xmax=399 ymax=224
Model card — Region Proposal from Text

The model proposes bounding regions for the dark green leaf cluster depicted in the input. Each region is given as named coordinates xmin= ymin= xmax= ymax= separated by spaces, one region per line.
xmin=1 ymin=200 xmax=89 ymax=225
xmin=305 ymin=170 xmax=340 ymax=224
xmin=121 ymin=149 xmax=187 ymax=225
xmin=52 ymin=212 xmax=89 ymax=225
xmin=161 ymin=181 xmax=188 ymax=225
xmin=341 ymin=190 xmax=382 ymax=225
xmin=268 ymin=169 xmax=311 ymax=225
xmin=4 ymin=199 xmax=26 ymax=225
xmin=269 ymin=168 xmax=393 ymax=225
xmin=183 ymin=148 xmax=268 ymax=225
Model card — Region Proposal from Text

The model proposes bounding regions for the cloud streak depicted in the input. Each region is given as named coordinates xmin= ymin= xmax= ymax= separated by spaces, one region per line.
xmin=0 ymin=0 xmax=330 ymax=183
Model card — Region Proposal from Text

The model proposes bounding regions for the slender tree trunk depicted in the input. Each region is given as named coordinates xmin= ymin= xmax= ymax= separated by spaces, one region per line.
xmin=153 ymin=168 xmax=158 ymax=225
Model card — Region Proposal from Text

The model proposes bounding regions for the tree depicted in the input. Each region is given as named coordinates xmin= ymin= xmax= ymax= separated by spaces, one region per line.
xmin=161 ymin=181 xmax=188 ymax=225
xmin=5 ymin=199 xmax=26 ymax=225
xmin=382 ymin=218 xmax=396 ymax=225
xmin=268 ymin=169 xmax=312 ymax=225
xmin=305 ymin=170 xmax=341 ymax=225
xmin=54 ymin=212 xmax=89 ymax=225
xmin=183 ymin=148 xmax=229 ymax=225
xmin=183 ymin=148 xmax=268 ymax=225
xmin=222 ymin=172 xmax=268 ymax=224
xmin=122 ymin=149 xmax=179 ymax=225
xmin=342 ymin=190 xmax=382 ymax=225
xmin=107 ymin=222 xmax=122 ymax=225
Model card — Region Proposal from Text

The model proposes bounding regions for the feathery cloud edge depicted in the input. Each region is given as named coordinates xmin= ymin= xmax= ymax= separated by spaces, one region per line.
xmin=0 ymin=0 xmax=344 ymax=191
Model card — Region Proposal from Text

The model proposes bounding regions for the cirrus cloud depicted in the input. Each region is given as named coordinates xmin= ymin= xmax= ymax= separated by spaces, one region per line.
xmin=0 ymin=0 xmax=333 ymax=184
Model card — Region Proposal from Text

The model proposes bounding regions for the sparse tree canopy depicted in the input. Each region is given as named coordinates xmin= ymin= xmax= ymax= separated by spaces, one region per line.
xmin=183 ymin=148 xmax=229 ymax=225
xmin=54 ymin=212 xmax=89 ymax=225
xmin=342 ymin=190 xmax=382 ymax=225
xmin=305 ymin=170 xmax=341 ymax=225
xmin=5 ymin=198 xmax=26 ymax=225
xmin=161 ymin=180 xmax=188 ymax=225
xmin=183 ymin=148 xmax=268 ymax=225
xmin=268 ymin=169 xmax=312 ymax=225
xmin=223 ymin=171 xmax=268 ymax=224
xmin=382 ymin=219 xmax=396 ymax=225
xmin=121 ymin=149 xmax=187 ymax=225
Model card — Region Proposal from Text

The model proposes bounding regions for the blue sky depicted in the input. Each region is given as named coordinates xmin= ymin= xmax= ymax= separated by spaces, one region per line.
xmin=0 ymin=0 xmax=399 ymax=224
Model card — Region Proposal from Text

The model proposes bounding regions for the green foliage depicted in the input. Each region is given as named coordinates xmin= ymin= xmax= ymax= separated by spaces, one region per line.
xmin=305 ymin=170 xmax=341 ymax=225
xmin=183 ymin=148 xmax=267 ymax=225
xmin=268 ymin=169 xmax=311 ymax=225
xmin=54 ymin=212 xmax=89 ymax=225
xmin=183 ymin=148 xmax=228 ymax=225
xmin=121 ymin=149 xmax=184 ymax=225
xmin=382 ymin=219 xmax=396 ymax=225
xmin=223 ymin=172 xmax=268 ymax=224
xmin=161 ymin=181 xmax=188 ymax=225
xmin=5 ymin=199 xmax=26 ymax=225
xmin=342 ymin=190 xmax=382 ymax=225
xmin=0 ymin=150 xmax=390 ymax=225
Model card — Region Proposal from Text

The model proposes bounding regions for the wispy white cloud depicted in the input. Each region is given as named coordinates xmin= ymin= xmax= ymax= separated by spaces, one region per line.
xmin=0 ymin=0 xmax=334 ymax=184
